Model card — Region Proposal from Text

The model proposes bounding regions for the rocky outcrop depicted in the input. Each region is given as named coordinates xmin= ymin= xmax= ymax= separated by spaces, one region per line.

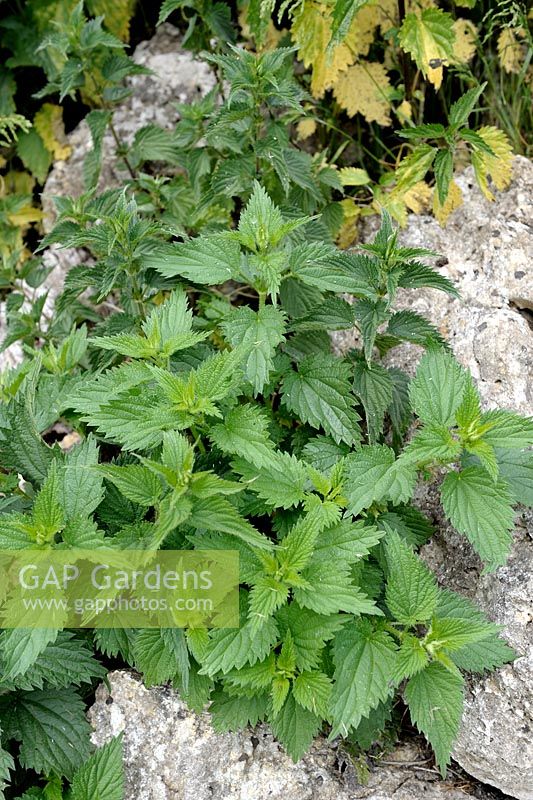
xmin=89 ymin=670 xmax=501 ymax=800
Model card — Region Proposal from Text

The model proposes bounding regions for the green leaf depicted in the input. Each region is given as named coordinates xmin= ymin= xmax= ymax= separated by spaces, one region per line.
xmin=221 ymin=306 xmax=286 ymax=395
xmin=0 ymin=688 xmax=91 ymax=778
xmin=353 ymin=299 xmax=390 ymax=362
xmin=289 ymin=244 xmax=375 ymax=296
xmin=58 ymin=437 xmax=104 ymax=520
xmin=352 ymin=359 xmax=393 ymax=444
xmin=210 ymin=691 xmax=269 ymax=732
xmin=409 ymin=349 xmax=467 ymax=427
xmin=190 ymin=494 xmax=272 ymax=550
xmin=292 ymin=296 xmax=356 ymax=331
xmin=405 ymin=662 xmax=464 ymax=776
xmin=210 ymin=404 xmax=275 ymax=467
xmin=433 ymin=148 xmax=453 ymax=205
xmin=435 ymin=589 xmax=515 ymax=673
xmin=294 ymin=560 xmax=380 ymax=616
xmin=232 ymin=451 xmax=309 ymax=509
xmin=270 ymin=692 xmax=321 ymax=762
xmin=200 ymin=601 xmax=278 ymax=676
xmin=478 ymin=410 xmax=533 ymax=449
xmin=293 ymin=670 xmax=332 ymax=717
xmin=384 ymin=530 xmax=439 ymax=625
xmin=496 ymin=448 xmax=533 ymax=506
xmin=441 ymin=466 xmax=515 ymax=571
xmin=329 ymin=0 xmax=370 ymax=45
xmin=394 ymin=635 xmax=429 ymax=682
xmin=237 ymin=182 xmax=306 ymax=251
xmin=70 ymin=735 xmax=124 ymax=800
xmin=147 ymin=236 xmax=241 ymax=284
xmin=97 ymin=464 xmax=162 ymax=506
xmin=398 ymin=262 xmax=458 ymax=296
xmin=330 ymin=620 xmax=398 ymax=737
xmin=281 ymin=354 xmax=361 ymax=446
xmin=344 ymin=445 xmax=415 ymax=516
xmin=16 ymin=128 xmax=52 ymax=183
xmin=2 ymin=632 xmax=106 ymax=691
xmin=0 ymin=628 xmax=58 ymax=683
xmin=399 ymin=425 xmax=462 ymax=466
xmin=449 ymin=84 xmax=485 ymax=129
xmin=387 ymin=310 xmax=446 ymax=349
xmin=132 ymin=629 xmax=179 ymax=686
xmin=0 ymin=398 xmax=54 ymax=484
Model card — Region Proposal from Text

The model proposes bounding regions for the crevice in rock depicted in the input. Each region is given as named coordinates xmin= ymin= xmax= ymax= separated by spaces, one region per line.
xmin=509 ymin=299 xmax=533 ymax=331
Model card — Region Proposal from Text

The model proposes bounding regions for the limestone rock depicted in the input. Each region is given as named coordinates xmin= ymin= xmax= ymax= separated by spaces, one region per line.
xmin=88 ymin=670 xmax=499 ymax=800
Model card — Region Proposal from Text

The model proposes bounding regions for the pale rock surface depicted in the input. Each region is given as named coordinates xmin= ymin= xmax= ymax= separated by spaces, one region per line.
xmin=88 ymin=670 xmax=501 ymax=800
xmin=0 ymin=25 xmax=215 ymax=371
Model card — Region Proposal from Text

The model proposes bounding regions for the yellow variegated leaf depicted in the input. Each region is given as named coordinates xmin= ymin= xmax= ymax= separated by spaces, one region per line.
xmin=403 ymin=180 xmax=432 ymax=214
xmin=471 ymin=126 xmax=513 ymax=201
xmin=339 ymin=167 xmax=370 ymax=186
xmin=8 ymin=204 xmax=44 ymax=228
xmin=394 ymin=144 xmax=436 ymax=194
xmin=33 ymin=104 xmax=71 ymax=161
xmin=291 ymin=2 xmax=353 ymax=98
xmin=373 ymin=189 xmax=408 ymax=226
xmin=296 ymin=118 xmax=318 ymax=140
xmin=497 ymin=28 xmax=524 ymax=74
xmin=337 ymin=198 xmax=361 ymax=248
xmin=2 ymin=170 xmax=35 ymax=196
xmin=396 ymin=99 xmax=413 ymax=121
xmin=433 ymin=179 xmax=463 ymax=225
xmin=452 ymin=19 xmax=477 ymax=63
xmin=87 ymin=0 xmax=137 ymax=40
xmin=334 ymin=62 xmax=392 ymax=125
xmin=399 ymin=8 xmax=455 ymax=89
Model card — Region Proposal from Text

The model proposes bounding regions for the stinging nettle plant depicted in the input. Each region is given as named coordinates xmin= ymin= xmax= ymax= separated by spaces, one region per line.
xmin=0 ymin=181 xmax=531 ymax=795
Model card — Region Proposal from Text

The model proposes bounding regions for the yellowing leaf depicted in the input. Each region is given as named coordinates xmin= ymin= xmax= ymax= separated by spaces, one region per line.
xmin=87 ymin=0 xmax=136 ymax=40
xmin=471 ymin=126 xmax=513 ymax=201
xmin=433 ymin=178 xmax=463 ymax=225
xmin=337 ymin=198 xmax=361 ymax=248
xmin=343 ymin=3 xmax=381 ymax=58
xmin=33 ymin=104 xmax=71 ymax=161
xmin=396 ymin=99 xmax=413 ymax=121
xmin=497 ymin=28 xmax=524 ymax=74
xmin=292 ymin=2 xmax=353 ymax=98
xmin=339 ymin=167 xmax=370 ymax=186
xmin=2 ymin=170 xmax=35 ymax=196
xmin=452 ymin=19 xmax=477 ymax=63
xmin=403 ymin=180 xmax=432 ymax=214
xmin=394 ymin=144 xmax=436 ymax=194
xmin=399 ymin=8 xmax=455 ymax=89
xmin=334 ymin=62 xmax=392 ymax=125
xmin=8 ymin=204 xmax=44 ymax=228
xmin=296 ymin=118 xmax=318 ymax=140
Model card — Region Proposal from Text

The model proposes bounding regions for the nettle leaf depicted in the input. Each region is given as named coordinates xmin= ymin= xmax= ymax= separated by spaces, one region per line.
xmin=237 ymin=182 xmax=307 ymax=251
xmin=353 ymin=299 xmax=390 ymax=362
xmin=477 ymin=410 xmax=533 ymax=449
xmin=352 ymin=359 xmax=393 ymax=444
xmin=496 ymin=448 xmax=533 ymax=506
xmin=270 ymin=692 xmax=321 ymax=762
xmin=132 ymin=629 xmax=180 ymax=686
xmin=409 ymin=349 xmax=467 ymax=427
xmin=276 ymin=605 xmax=346 ymax=672
xmin=58 ymin=437 xmax=104 ymax=520
xmin=281 ymin=354 xmax=361 ymax=445
xmin=288 ymin=244 xmax=375 ymax=296
xmin=441 ymin=466 xmax=515 ymax=571
xmin=387 ymin=310 xmax=446 ymax=349
xmin=384 ymin=529 xmax=438 ymax=625
xmin=344 ymin=445 xmax=415 ymax=516
xmin=211 ymin=690 xmax=269 ymax=732
xmin=233 ymin=451 xmax=309 ymax=509
xmin=147 ymin=235 xmax=241 ymax=284
xmin=70 ymin=735 xmax=124 ymax=800
xmin=96 ymin=464 xmax=162 ymax=506
xmin=0 ymin=688 xmax=91 ymax=778
xmin=221 ymin=305 xmax=286 ymax=395
xmin=405 ymin=663 xmax=464 ymax=776
xmin=330 ymin=620 xmax=398 ymax=737
xmin=210 ymin=404 xmax=275 ymax=467
xmin=0 ymin=628 xmax=58 ymax=683
xmin=190 ymin=495 xmax=272 ymax=550
xmin=292 ymin=671 xmax=332 ymax=717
